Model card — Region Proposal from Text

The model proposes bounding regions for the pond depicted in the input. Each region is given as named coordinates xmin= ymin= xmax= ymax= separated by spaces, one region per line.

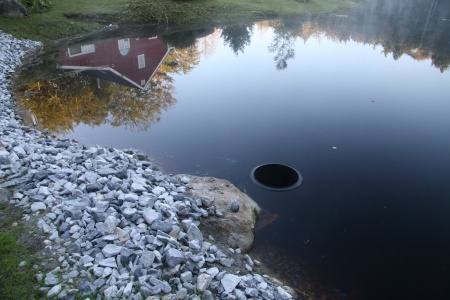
xmin=15 ymin=0 xmax=450 ymax=299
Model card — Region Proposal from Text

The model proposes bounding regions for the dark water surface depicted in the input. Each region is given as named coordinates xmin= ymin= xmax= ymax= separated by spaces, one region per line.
xmin=16 ymin=0 xmax=450 ymax=299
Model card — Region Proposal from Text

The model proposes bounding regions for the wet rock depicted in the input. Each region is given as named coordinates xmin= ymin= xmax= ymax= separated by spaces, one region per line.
xmin=175 ymin=175 xmax=260 ymax=252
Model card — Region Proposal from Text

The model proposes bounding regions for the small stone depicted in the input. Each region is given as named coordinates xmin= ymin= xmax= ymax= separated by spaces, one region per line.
xmin=44 ymin=272 xmax=58 ymax=285
xmin=32 ymin=170 xmax=47 ymax=180
xmin=230 ymin=201 xmax=240 ymax=212
xmin=221 ymin=274 xmax=241 ymax=294
xmin=0 ymin=156 xmax=11 ymax=165
xmin=149 ymin=278 xmax=171 ymax=293
xmin=131 ymin=183 xmax=146 ymax=193
xmin=99 ymin=257 xmax=118 ymax=268
xmin=152 ymin=186 xmax=165 ymax=196
xmin=245 ymin=287 xmax=259 ymax=297
xmin=84 ymin=172 xmax=99 ymax=183
xmin=164 ymin=248 xmax=185 ymax=267
xmin=180 ymin=176 xmax=190 ymax=184
xmin=177 ymin=288 xmax=188 ymax=299
xmin=47 ymin=284 xmax=62 ymax=298
xmin=98 ymin=167 xmax=117 ymax=176
xmin=180 ymin=271 xmax=192 ymax=283
xmin=86 ymin=182 xmax=103 ymax=192
xmin=187 ymin=224 xmax=203 ymax=242
xmin=200 ymin=196 xmax=215 ymax=207
xmin=91 ymin=211 xmax=106 ymax=222
xmin=141 ymin=285 xmax=161 ymax=297
xmin=220 ymin=258 xmax=235 ymax=268
xmin=79 ymin=280 xmax=96 ymax=296
xmin=277 ymin=286 xmax=293 ymax=299
xmin=203 ymin=290 xmax=214 ymax=300
xmin=142 ymin=208 xmax=159 ymax=224
xmin=196 ymin=273 xmax=212 ymax=292
xmin=141 ymin=250 xmax=156 ymax=268
xmin=104 ymin=215 xmax=119 ymax=234
xmin=124 ymin=193 xmax=139 ymax=202
xmin=151 ymin=220 xmax=173 ymax=233
xmin=122 ymin=207 xmax=137 ymax=218
xmin=93 ymin=266 xmax=104 ymax=277
xmin=102 ymin=244 xmax=123 ymax=257
xmin=68 ymin=270 xmax=79 ymax=278
xmin=104 ymin=285 xmax=118 ymax=299
xmin=103 ymin=234 xmax=119 ymax=241
xmin=234 ymin=289 xmax=247 ymax=300
xmin=38 ymin=186 xmax=50 ymax=195
xmin=69 ymin=225 xmax=80 ymax=234
xmin=30 ymin=202 xmax=46 ymax=212
xmin=123 ymin=282 xmax=133 ymax=297
xmin=206 ymin=267 xmax=220 ymax=278
xmin=115 ymin=227 xmax=130 ymax=242
xmin=95 ymin=200 xmax=110 ymax=212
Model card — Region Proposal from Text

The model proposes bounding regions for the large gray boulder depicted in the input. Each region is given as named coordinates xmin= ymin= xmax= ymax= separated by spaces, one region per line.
xmin=0 ymin=0 xmax=29 ymax=18
xmin=176 ymin=175 xmax=261 ymax=252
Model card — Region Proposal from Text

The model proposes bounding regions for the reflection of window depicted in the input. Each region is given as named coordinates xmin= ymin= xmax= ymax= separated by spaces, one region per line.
xmin=118 ymin=39 xmax=131 ymax=56
xmin=68 ymin=44 xmax=95 ymax=57
xmin=138 ymin=54 xmax=145 ymax=69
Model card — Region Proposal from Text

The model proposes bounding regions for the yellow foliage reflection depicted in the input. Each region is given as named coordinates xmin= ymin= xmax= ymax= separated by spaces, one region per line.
xmin=17 ymin=44 xmax=201 ymax=135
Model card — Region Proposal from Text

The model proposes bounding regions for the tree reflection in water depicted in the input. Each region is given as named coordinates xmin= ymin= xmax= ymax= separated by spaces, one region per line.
xmin=221 ymin=24 xmax=253 ymax=55
xmin=268 ymin=21 xmax=296 ymax=70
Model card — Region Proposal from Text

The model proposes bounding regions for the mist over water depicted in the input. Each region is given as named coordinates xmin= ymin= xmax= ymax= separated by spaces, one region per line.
xmin=16 ymin=0 xmax=450 ymax=298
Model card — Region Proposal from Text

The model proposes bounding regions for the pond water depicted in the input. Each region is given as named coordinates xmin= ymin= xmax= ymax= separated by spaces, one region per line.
xmin=16 ymin=0 xmax=450 ymax=299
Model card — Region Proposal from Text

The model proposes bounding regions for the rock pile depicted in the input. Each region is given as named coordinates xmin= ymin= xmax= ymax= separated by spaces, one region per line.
xmin=0 ymin=30 xmax=297 ymax=299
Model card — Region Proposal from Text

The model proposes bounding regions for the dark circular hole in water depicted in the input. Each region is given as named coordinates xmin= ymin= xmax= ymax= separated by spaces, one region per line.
xmin=251 ymin=163 xmax=302 ymax=191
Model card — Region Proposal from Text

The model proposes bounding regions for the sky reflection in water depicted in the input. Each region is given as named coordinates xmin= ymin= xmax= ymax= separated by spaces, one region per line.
xmin=61 ymin=30 xmax=450 ymax=299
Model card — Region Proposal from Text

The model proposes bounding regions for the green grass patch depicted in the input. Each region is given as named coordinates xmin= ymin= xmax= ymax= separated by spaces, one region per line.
xmin=0 ymin=0 xmax=350 ymax=42
xmin=0 ymin=0 xmax=129 ymax=42
xmin=213 ymin=0 xmax=350 ymax=19
xmin=0 ymin=233 xmax=37 ymax=299
xmin=0 ymin=202 xmax=44 ymax=299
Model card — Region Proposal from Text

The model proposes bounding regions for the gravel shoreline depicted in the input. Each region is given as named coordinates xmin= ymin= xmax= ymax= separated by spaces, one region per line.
xmin=0 ymin=30 xmax=297 ymax=300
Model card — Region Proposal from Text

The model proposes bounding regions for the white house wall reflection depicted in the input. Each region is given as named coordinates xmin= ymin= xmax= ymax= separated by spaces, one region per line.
xmin=59 ymin=37 xmax=170 ymax=90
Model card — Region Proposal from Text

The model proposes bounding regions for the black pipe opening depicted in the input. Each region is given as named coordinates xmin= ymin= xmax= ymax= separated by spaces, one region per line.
xmin=251 ymin=163 xmax=302 ymax=191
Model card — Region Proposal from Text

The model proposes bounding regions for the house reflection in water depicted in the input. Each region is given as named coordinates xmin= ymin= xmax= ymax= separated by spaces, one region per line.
xmin=59 ymin=37 xmax=170 ymax=90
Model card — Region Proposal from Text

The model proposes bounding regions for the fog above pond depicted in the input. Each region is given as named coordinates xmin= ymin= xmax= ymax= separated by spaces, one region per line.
xmin=16 ymin=0 xmax=450 ymax=299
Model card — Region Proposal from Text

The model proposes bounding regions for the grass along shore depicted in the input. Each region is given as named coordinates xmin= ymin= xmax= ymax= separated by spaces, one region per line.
xmin=0 ymin=0 xmax=352 ymax=42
